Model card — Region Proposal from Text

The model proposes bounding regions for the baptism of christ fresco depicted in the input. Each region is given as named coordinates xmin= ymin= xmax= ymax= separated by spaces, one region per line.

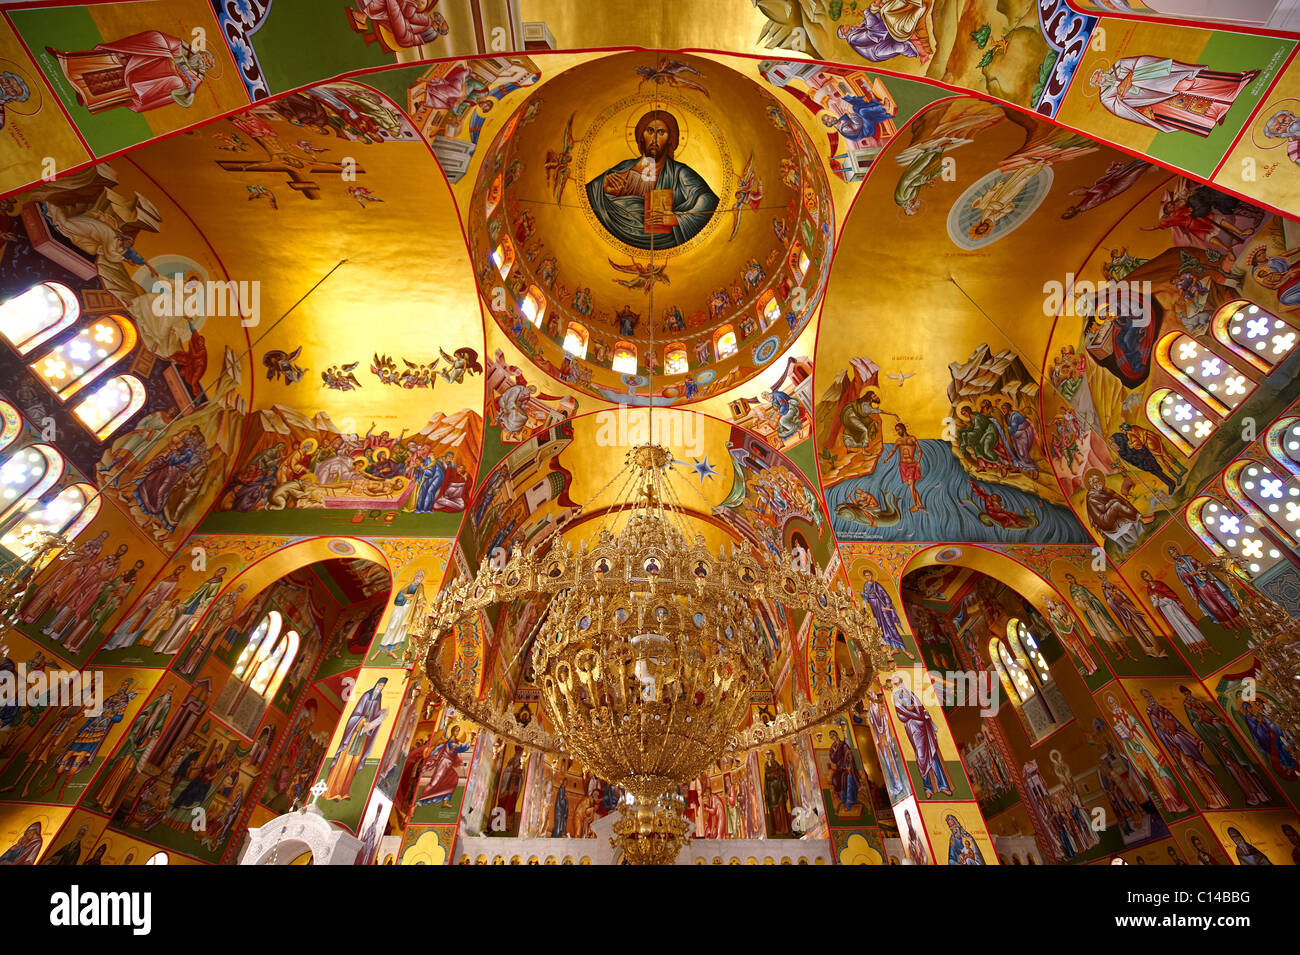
xmin=585 ymin=109 xmax=719 ymax=251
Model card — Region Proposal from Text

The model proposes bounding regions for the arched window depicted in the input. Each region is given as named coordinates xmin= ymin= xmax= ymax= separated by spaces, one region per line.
xmin=0 ymin=282 xmax=80 ymax=356
xmin=0 ymin=444 xmax=62 ymax=525
xmin=789 ymin=243 xmax=809 ymax=281
xmin=0 ymin=482 xmax=99 ymax=558
xmin=218 ymin=610 xmax=301 ymax=732
xmin=485 ymin=172 xmax=503 ymax=217
xmin=714 ymin=324 xmax=738 ymax=360
xmin=0 ymin=400 xmax=20 ymax=454
xmin=990 ymin=636 xmax=1035 ymax=705
xmin=231 ymin=611 xmax=282 ymax=681
xmin=1147 ymin=388 xmax=1215 ymax=455
xmin=71 ymin=374 xmax=146 ymax=440
xmin=30 ymin=314 xmax=136 ymax=401
xmin=1226 ymin=459 xmax=1300 ymax=548
xmin=491 ymin=236 xmax=515 ymax=279
xmin=993 ymin=618 xmax=1067 ymax=740
xmin=1186 ymin=496 xmax=1284 ymax=576
xmin=144 ymin=851 xmax=168 ymax=865
xmin=1265 ymin=416 xmax=1300 ymax=478
xmin=756 ymin=290 xmax=780 ymax=327
xmin=1010 ymin=619 xmax=1051 ymax=684
xmin=250 ymin=628 xmax=298 ymax=698
xmin=562 ymin=322 xmax=588 ymax=359
xmin=1213 ymin=300 xmax=1299 ymax=373
xmin=664 ymin=343 xmax=688 ymax=375
xmin=520 ymin=285 xmax=545 ymax=327
xmin=611 ymin=341 xmax=637 ymax=375
xmin=1157 ymin=332 xmax=1251 ymax=417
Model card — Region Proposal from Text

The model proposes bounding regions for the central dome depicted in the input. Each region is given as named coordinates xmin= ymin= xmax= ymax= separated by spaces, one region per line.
xmin=469 ymin=52 xmax=832 ymax=404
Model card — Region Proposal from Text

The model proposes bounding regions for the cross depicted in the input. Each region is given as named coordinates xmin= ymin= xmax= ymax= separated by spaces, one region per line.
xmin=216 ymin=134 xmax=364 ymax=199
xmin=307 ymin=779 xmax=328 ymax=810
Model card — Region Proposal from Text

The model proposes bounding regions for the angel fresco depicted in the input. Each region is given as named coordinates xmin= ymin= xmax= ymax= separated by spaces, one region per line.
xmin=545 ymin=112 xmax=576 ymax=204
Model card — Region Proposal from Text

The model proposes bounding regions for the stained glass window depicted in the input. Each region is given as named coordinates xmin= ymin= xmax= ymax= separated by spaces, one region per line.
xmin=562 ymin=322 xmax=588 ymax=359
xmin=664 ymin=344 xmax=688 ymax=375
xmin=1147 ymin=388 xmax=1215 ymax=455
xmin=71 ymin=374 xmax=145 ymax=440
xmin=0 ymin=482 xmax=98 ymax=559
xmin=1227 ymin=459 xmax=1300 ymax=548
xmin=0 ymin=444 xmax=62 ymax=525
xmin=30 ymin=314 xmax=136 ymax=401
xmin=1186 ymin=496 xmax=1284 ymax=577
xmin=1157 ymin=332 xmax=1254 ymax=417
xmin=611 ymin=341 xmax=637 ymax=375
xmin=1214 ymin=300 xmax=1298 ymax=373
xmin=714 ymin=325 xmax=738 ymax=360
xmin=0 ymin=282 xmax=80 ymax=356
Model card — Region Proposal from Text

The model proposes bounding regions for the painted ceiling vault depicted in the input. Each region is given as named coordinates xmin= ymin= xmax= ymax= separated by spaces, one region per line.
xmin=1 ymin=0 xmax=1299 ymax=868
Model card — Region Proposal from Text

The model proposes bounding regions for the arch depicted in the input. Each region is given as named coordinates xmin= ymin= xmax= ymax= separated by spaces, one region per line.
xmin=1010 ymin=618 xmax=1051 ymax=683
xmin=1185 ymin=495 xmax=1284 ymax=576
xmin=0 ymin=443 xmax=63 ymax=526
xmin=520 ymin=284 xmax=546 ymax=327
xmin=1155 ymin=332 xmax=1237 ymax=417
xmin=0 ymin=481 xmax=98 ymax=558
xmin=72 ymin=374 xmax=146 ymax=440
xmin=1265 ymin=416 xmax=1300 ymax=478
xmin=664 ymin=342 xmax=688 ymax=375
xmin=1146 ymin=388 xmax=1214 ymax=455
xmin=989 ymin=635 xmax=1029 ymax=705
xmin=611 ymin=340 xmax=637 ymax=375
xmin=144 ymin=851 xmax=169 ymax=865
xmin=0 ymin=282 xmax=80 ymax=356
xmin=491 ymin=235 xmax=516 ymax=278
xmin=1213 ymin=300 xmax=1299 ymax=373
xmin=756 ymin=289 xmax=780 ymax=327
xmin=713 ymin=324 xmax=738 ymax=360
xmin=30 ymin=313 xmax=137 ymax=401
xmin=562 ymin=321 xmax=589 ymax=359
xmin=1225 ymin=459 xmax=1300 ymax=548
xmin=789 ymin=242 xmax=809 ymax=281
xmin=0 ymin=400 xmax=21 ymax=455
xmin=241 ymin=808 xmax=362 ymax=865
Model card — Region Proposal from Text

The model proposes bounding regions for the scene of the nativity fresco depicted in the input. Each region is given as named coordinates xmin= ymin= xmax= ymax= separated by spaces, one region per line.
xmin=0 ymin=0 xmax=1295 ymax=887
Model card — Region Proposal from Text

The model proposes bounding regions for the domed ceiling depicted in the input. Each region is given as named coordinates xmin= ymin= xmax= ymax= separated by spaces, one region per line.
xmin=0 ymin=0 xmax=1298 ymax=869
xmin=469 ymin=52 xmax=832 ymax=404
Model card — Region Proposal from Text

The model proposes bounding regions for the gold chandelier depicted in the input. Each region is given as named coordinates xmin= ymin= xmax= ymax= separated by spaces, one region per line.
xmin=411 ymin=443 xmax=891 ymax=864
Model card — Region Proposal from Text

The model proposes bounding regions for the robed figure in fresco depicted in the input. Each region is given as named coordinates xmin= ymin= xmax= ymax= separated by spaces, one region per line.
xmin=763 ymin=748 xmax=791 ymax=836
xmin=323 ymin=677 xmax=389 ymax=800
xmin=413 ymin=725 xmax=471 ymax=807
xmin=1089 ymin=58 xmax=1260 ymax=137
xmin=892 ymin=683 xmax=953 ymax=797
xmin=586 ymin=109 xmax=718 ymax=251
xmin=47 ymin=31 xmax=216 ymax=114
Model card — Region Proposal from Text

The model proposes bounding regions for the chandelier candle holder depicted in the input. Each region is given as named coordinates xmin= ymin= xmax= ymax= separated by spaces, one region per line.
xmin=411 ymin=443 xmax=892 ymax=864
xmin=0 ymin=530 xmax=77 ymax=626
